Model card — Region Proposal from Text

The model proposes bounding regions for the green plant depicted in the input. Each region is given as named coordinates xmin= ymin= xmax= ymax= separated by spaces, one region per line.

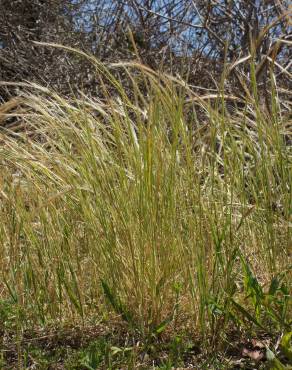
xmin=0 ymin=48 xmax=291 ymax=368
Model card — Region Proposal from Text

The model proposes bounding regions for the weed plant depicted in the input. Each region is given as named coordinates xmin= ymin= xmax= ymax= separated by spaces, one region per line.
xmin=0 ymin=49 xmax=291 ymax=368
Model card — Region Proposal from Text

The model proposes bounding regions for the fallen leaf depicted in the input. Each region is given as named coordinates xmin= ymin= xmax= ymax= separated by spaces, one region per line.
xmin=242 ymin=348 xmax=264 ymax=361
xmin=251 ymin=339 xmax=266 ymax=349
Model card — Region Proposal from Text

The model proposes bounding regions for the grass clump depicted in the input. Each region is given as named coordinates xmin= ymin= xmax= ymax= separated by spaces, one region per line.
xmin=0 ymin=56 xmax=291 ymax=368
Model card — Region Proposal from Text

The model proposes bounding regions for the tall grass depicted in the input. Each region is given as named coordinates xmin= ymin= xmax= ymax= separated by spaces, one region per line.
xmin=0 ymin=56 xmax=291 ymax=352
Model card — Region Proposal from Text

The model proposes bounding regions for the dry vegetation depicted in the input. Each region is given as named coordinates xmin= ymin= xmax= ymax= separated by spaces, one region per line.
xmin=0 ymin=1 xmax=291 ymax=369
